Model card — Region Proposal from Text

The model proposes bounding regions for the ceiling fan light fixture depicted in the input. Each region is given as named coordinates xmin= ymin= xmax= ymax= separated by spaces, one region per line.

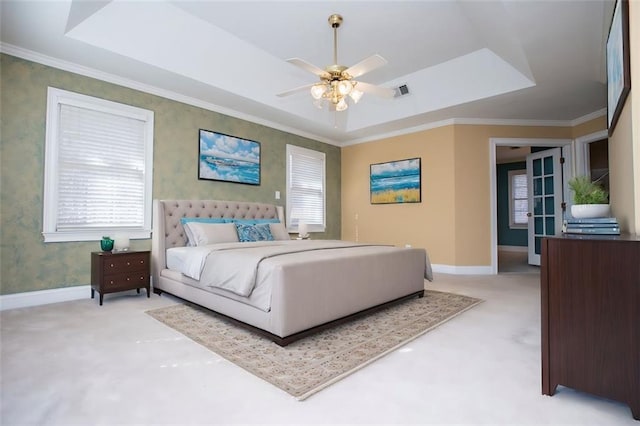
xmin=278 ymin=14 xmax=392 ymax=113
xmin=349 ymin=89 xmax=364 ymax=104
xmin=337 ymin=80 xmax=353 ymax=96
xmin=310 ymin=83 xmax=327 ymax=100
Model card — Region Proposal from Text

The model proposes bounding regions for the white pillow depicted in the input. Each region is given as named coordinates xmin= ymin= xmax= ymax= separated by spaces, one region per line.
xmin=184 ymin=222 xmax=239 ymax=246
xmin=269 ymin=222 xmax=291 ymax=241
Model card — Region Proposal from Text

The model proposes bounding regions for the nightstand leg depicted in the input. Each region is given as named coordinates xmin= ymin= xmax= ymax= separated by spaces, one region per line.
xmin=99 ymin=294 xmax=103 ymax=306
xmin=146 ymin=287 xmax=150 ymax=298
xmin=136 ymin=288 xmax=140 ymax=294
xmin=91 ymin=288 xmax=95 ymax=299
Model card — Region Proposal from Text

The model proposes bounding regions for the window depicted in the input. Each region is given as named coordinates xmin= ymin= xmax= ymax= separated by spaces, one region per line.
xmin=286 ymin=144 xmax=326 ymax=233
xmin=508 ymin=169 xmax=528 ymax=229
xmin=43 ymin=87 xmax=154 ymax=242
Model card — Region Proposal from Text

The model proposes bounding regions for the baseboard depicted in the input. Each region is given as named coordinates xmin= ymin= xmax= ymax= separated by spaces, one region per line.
xmin=0 ymin=265 xmax=494 ymax=310
xmin=498 ymin=245 xmax=528 ymax=253
xmin=431 ymin=264 xmax=493 ymax=275
xmin=0 ymin=285 xmax=90 ymax=311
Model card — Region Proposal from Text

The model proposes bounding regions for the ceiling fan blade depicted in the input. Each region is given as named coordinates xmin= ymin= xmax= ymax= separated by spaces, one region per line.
xmin=355 ymin=81 xmax=396 ymax=99
xmin=345 ymin=54 xmax=388 ymax=78
xmin=276 ymin=83 xmax=316 ymax=97
xmin=286 ymin=58 xmax=330 ymax=78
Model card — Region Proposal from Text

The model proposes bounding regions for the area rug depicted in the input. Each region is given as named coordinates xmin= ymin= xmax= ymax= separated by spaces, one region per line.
xmin=146 ymin=290 xmax=482 ymax=400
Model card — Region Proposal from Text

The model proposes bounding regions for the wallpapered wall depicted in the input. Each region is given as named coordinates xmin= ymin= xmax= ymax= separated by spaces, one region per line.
xmin=0 ymin=53 xmax=341 ymax=295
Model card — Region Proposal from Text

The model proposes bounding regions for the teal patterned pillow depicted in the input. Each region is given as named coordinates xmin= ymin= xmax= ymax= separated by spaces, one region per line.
xmin=235 ymin=223 xmax=274 ymax=242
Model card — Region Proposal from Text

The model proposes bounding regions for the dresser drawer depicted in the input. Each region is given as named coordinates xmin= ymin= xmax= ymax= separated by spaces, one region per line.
xmin=103 ymin=253 xmax=149 ymax=274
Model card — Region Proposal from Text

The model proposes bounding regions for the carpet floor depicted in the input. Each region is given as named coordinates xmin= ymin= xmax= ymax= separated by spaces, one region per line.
xmin=146 ymin=289 xmax=482 ymax=400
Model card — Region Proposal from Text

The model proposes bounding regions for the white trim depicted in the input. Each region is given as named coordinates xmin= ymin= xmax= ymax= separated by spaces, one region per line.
xmin=343 ymin=119 xmax=457 ymax=146
xmin=498 ymin=245 xmax=528 ymax=253
xmin=0 ymin=42 xmax=339 ymax=147
xmin=507 ymin=169 xmax=528 ymax=228
xmin=490 ymin=138 xmax=573 ymax=274
xmin=1 ymin=43 xmax=608 ymax=148
xmin=285 ymin=144 xmax=326 ymax=233
xmin=343 ymin=112 xmax=607 ymax=147
xmin=0 ymin=285 xmax=90 ymax=311
xmin=574 ymin=129 xmax=608 ymax=177
xmin=42 ymin=87 xmax=154 ymax=242
xmin=570 ymin=109 xmax=607 ymax=127
xmin=431 ymin=264 xmax=493 ymax=275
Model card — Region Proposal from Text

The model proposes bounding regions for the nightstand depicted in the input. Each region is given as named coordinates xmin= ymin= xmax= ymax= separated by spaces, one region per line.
xmin=91 ymin=250 xmax=150 ymax=305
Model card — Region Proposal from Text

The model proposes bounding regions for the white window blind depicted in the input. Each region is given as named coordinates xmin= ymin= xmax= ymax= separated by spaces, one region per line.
xmin=43 ymin=88 xmax=154 ymax=242
xmin=286 ymin=145 xmax=326 ymax=233
xmin=509 ymin=170 xmax=528 ymax=228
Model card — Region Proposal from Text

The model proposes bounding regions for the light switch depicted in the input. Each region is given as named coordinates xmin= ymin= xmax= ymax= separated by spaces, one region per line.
xmin=275 ymin=191 xmax=280 ymax=200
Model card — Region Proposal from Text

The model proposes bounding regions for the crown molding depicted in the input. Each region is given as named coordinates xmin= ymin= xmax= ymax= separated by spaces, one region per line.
xmin=0 ymin=43 xmax=338 ymax=146
xmin=570 ymin=108 xmax=607 ymax=126
xmin=1 ymin=43 xmax=606 ymax=149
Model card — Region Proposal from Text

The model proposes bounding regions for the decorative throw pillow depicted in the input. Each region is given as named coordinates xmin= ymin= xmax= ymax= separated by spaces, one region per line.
xmin=180 ymin=217 xmax=227 ymax=246
xmin=269 ymin=222 xmax=291 ymax=240
xmin=184 ymin=222 xmax=239 ymax=246
xmin=235 ymin=223 xmax=274 ymax=242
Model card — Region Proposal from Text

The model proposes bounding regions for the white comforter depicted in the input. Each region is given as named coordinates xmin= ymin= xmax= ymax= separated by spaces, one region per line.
xmin=167 ymin=240 xmax=433 ymax=299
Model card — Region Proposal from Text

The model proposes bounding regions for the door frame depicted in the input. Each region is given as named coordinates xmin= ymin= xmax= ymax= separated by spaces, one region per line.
xmin=574 ymin=130 xmax=608 ymax=176
xmin=490 ymin=138 xmax=573 ymax=274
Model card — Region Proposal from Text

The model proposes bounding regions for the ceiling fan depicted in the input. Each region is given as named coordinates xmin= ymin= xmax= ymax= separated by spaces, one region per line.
xmin=277 ymin=13 xmax=395 ymax=112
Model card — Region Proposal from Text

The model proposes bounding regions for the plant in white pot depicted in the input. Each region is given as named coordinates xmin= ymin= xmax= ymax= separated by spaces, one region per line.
xmin=568 ymin=176 xmax=610 ymax=219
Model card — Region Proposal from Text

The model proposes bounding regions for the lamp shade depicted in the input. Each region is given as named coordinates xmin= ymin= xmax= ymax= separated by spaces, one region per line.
xmin=113 ymin=233 xmax=130 ymax=251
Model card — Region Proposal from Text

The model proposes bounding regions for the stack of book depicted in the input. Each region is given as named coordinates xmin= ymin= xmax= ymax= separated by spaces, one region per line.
xmin=562 ymin=217 xmax=620 ymax=235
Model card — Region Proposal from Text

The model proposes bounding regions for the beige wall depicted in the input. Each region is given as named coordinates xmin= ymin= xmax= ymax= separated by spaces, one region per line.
xmin=341 ymin=123 xmax=620 ymax=268
xmin=341 ymin=126 xmax=457 ymax=264
xmin=572 ymin=115 xmax=608 ymax=138
xmin=608 ymin=0 xmax=639 ymax=234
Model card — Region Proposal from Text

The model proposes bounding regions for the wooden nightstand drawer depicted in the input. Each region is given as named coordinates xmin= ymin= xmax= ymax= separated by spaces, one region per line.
xmin=103 ymin=253 xmax=148 ymax=274
xmin=102 ymin=271 xmax=150 ymax=291
xmin=91 ymin=250 xmax=151 ymax=305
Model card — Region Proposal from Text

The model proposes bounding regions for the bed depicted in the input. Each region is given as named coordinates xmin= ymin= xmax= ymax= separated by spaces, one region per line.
xmin=151 ymin=199 xmax=433 ymax=346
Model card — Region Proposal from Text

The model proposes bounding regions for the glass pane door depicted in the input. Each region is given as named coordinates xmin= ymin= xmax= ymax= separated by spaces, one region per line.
xmin=527 ymin=148 xmax=563 ymax=266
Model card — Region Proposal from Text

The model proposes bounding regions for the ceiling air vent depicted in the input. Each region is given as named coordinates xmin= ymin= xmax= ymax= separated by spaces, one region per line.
xmin=394 ymin=84 xmax=410 ymax=98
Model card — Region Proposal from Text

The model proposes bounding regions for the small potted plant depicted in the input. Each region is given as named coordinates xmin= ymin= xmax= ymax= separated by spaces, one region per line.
xmin=568 ymin=175 xmax=610 ymax=218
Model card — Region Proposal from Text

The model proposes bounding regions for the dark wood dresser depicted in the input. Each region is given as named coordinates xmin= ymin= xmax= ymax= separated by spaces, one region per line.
xmin=541 ymin=234 xmax=639 ymax=420
xmin=91 ymin=251 xmax=151 ymax=305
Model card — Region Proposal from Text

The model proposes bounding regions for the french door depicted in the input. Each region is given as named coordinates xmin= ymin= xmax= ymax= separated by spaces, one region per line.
xmin=526 ymin=148 xmax=564 ymax=266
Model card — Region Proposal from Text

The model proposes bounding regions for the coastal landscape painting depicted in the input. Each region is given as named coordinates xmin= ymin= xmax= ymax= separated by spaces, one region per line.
xmin=198 ymin=129 xmax=260 ymax=185
xmin=370 ymin=158 xmax=421 ymax=204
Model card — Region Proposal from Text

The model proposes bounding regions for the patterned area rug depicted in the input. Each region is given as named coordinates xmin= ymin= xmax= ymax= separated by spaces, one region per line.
xmin=146 ymin=290 xmax=482 ymax=400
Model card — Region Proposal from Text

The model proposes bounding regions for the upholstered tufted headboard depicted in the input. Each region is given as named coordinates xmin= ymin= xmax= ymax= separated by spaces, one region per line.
xmin=151 ymin=199 xmax=284 ymax=286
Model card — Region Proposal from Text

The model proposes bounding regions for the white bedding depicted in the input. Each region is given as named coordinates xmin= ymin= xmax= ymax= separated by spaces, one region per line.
xmin=166 ymin=240 xmax=434 ymax=312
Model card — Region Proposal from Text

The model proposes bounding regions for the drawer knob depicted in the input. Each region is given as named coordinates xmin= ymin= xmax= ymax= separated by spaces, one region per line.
xmin=126 ymin=277 xmax=130 ymax=281
xmin=127 ymin=262 xmax=131 ymax=266
xmin=110 ymin=264 xmax=114 ymax=267
xmin=110 ymin=280 xmax=114 ymax=284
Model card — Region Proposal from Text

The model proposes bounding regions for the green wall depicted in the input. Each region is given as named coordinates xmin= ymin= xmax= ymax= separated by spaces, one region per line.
xmin=0 ymin=53 xmax=341 ymax=295
xmin=496 ymin=161 xmax=528 ymax=247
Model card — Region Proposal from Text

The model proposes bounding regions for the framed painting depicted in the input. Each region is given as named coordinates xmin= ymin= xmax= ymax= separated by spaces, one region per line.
xmin=198 ymin=129 xmax=261 ymax=185
xmin=606 ymin=0 xmax=630 ymax=137
xmin=370 ymin=158 xmax=421 ymax=204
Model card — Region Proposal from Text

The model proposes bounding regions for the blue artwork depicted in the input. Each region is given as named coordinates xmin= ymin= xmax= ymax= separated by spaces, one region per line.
xmin=198 ymin=129 xmax=260 ymax=185
xmin=606 ymin=0 xmax=630 ymax=135
xmin=370 ymin=158 xmax=421 ymax=204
